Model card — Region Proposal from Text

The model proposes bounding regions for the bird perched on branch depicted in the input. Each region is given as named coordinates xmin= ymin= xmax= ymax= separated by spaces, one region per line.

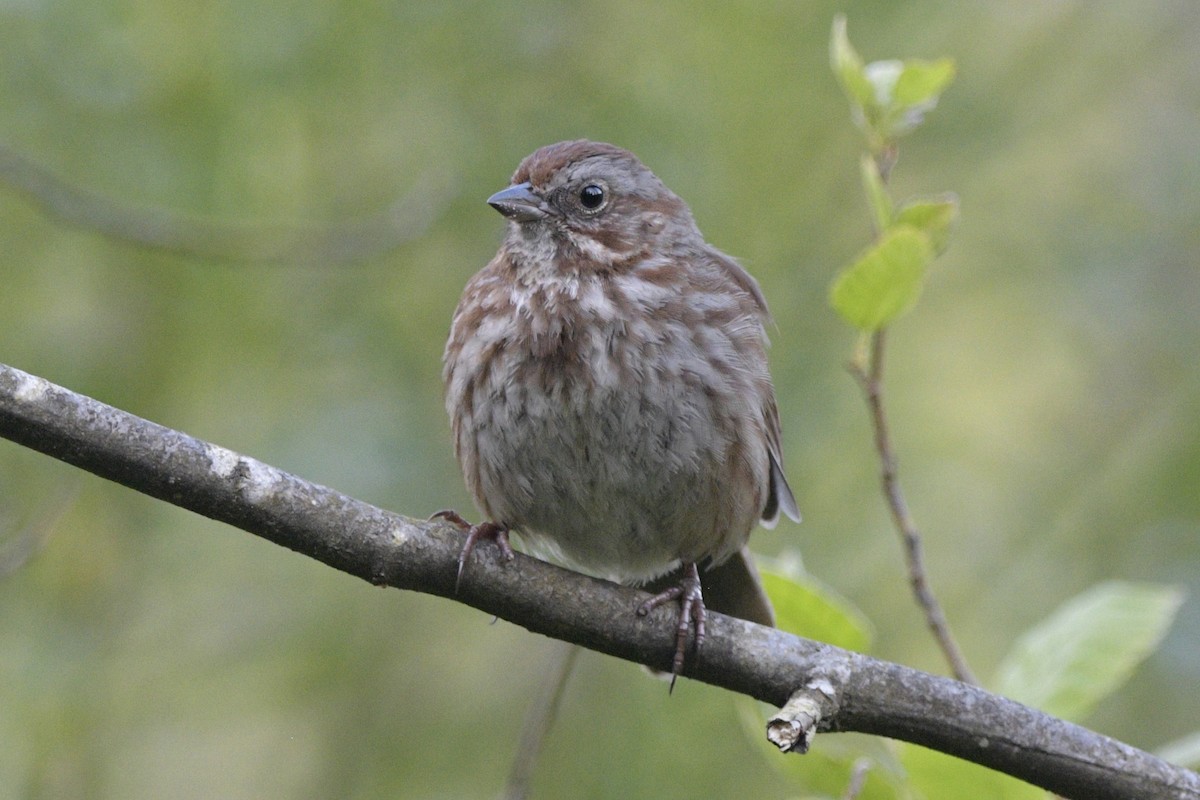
xmin=440 ymin=140 xmax=800 ymax=683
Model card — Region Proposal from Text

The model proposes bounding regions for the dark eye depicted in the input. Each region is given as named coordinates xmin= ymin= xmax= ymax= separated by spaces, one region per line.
xmin=579 ymin=183 xmax=606 ymax=210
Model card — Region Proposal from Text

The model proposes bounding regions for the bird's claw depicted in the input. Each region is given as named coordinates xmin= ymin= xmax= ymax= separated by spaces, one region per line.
xmin=637 ymin=562 xmax=706 ymax=692
xmin=430 ymin=510 xmax=513 ymax=592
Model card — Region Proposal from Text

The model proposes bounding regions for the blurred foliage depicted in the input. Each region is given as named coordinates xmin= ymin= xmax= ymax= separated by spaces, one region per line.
xmin=1 ymin=1 xmax=1198 ymax=798
xmin=994 ymin=581 xmax=1184 ymax=722
xmin=761 ymin=552 xmax=874 ymax=654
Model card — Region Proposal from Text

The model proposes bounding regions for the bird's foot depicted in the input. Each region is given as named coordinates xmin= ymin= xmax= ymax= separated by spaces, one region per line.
xmin=430 ymin=510 xmax=514 ymax=591
xmin=637 ymin=562 xmax=706 ymax=692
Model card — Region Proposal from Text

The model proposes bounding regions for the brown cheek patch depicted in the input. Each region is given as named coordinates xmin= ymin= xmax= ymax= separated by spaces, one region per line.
xmin=592 ymin=226 xmax=637 ymax=254
xmin=640 ymin=194 xmax=686 ymax=218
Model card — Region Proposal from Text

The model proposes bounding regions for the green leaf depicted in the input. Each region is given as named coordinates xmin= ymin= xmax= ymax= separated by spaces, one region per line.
xmin=759 ymin=568 xmax=873 ymax=653
xmin=993 ymin=581 xmax=1185 ymax=721
xmin=831 ymin=19 xmax=955 ymax=145
xmin=894 ymin=58 xmax=956 ymax=110
xmin=860 ymin=153 xmax=893 ymax=235
xmin=1158 ymin=731 xmax=1200 ymax=770
xmin=902 ymin=744 xmax=1046 ymax=800
xmin=894 ymin=58 xmax=956 ymax=106
xmin=734 ymin=700 xmax=902 ymax=800
xmin=775 ymin=747 xmax=905 ymax=800
xmin=894 ymin=193 xmax=959 ymax=255
xmin=830 ymin=15 xmax=875 ymax=125
xmin=738 ymin=700 xmax=906 ymax=800
xmin=829 ymin=225 xmax=933 ymax=331
xmin=879 ymin=58 xmax=956 ymax=138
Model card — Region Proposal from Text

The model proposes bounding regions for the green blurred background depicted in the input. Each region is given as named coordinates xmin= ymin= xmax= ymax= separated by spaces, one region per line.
xmin=1 ymin=2 xmax=1197 ymax=797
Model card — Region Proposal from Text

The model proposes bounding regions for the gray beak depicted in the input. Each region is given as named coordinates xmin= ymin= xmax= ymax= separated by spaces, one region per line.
xmin=487 ymin=182 xmax=548 ymax=222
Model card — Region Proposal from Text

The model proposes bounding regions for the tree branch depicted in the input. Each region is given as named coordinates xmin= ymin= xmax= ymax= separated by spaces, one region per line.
xmin=0 ymin=362 xmax=1196 ymax=800
xmin=0 ymin=141 xmax=457 ymax=265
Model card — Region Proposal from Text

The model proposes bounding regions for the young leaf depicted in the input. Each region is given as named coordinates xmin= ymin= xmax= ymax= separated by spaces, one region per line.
xmin=894 ymin=58 xmax=956 ymax=107
xmin=902 ymin=745 xmax=1046 ymax=800
xmin=886 ymin=58 xmax=956 ymax=136
xmin=830 ymin=15 xmax=876 ymax=127
xmin=993 ymin=581 xmax=1185 ymax=722
xmin=832 ymin=18 xmax=955 ymax=144
xmin=894 ymin=193 xmax=959 ymax=255
xmin=759 ymin=569 xmax=873 ymax=653
xmin=829 ymin=225 xmax=933 ymax=331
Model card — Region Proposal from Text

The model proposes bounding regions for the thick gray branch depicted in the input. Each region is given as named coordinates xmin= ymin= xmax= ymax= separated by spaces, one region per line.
xmin=0 ymin=362 xmax=1195 ymax=800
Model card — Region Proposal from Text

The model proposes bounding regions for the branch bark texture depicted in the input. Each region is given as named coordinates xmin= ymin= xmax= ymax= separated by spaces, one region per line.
xmin=0 ymin=362 xmax=1196 ymax=800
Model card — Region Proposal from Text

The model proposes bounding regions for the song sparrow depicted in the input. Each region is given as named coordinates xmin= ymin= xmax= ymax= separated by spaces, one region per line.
xmin=441 ymin=140 xmax=799 ymax=681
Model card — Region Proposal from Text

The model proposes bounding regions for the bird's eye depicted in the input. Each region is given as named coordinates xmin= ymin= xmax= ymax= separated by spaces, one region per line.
xmin=579 ymin=183 xmax=606 ymax=210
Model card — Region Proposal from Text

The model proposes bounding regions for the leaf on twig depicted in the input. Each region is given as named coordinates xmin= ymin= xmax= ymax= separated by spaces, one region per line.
xmin=1157 ymin=731 xmax=1200 ymax=770
xmin=830 ymin=16 xmax=955 ymax=145
xmin=993 ymin=581 xmax=1185 ymax=721
xmin=829 ymin=225 xmax=933 ymax=331
xmin=902 ymin=745 xmax=1046 ymax=800
xmin=886 ymin=58 xmax=956 ymax=136
xmin=760 ymin=564 xmax=873 ymax=653
xmin=830 ymin=15 xmax=875 ymax=128
xmin=894 ymin=194 xmax=959 ymax=256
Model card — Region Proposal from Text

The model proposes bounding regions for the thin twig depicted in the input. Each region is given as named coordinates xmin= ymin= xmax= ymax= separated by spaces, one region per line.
xmin=0 ymin=479 xmax=80 ymax=578
xmin=851 ymin=329 xmax=978 ymax=685
xmin=500 ymin=642 xmax=580 ymax=800
xmin=0 ymin=141 xmax=457 ymax=265
xmin=841 ymin=758 xmax=872 ymax=800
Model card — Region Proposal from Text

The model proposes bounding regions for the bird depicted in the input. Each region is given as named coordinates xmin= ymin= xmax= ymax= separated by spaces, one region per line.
xmin=439 ymin=140 xmax=799 ymax=682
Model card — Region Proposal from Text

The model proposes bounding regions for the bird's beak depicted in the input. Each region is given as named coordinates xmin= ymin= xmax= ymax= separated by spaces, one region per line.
xmin=487 ymin=182 xmax=548 ymax=222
